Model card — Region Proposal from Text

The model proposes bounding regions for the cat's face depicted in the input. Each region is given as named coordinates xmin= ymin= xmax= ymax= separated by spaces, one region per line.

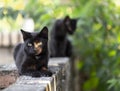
xmin=64 ymin=16 xmax=78 ymax=34
xmin=21 ymin=27 xmax=48 ymax=56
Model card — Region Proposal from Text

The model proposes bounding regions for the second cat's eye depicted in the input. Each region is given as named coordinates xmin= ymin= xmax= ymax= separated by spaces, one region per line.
xmin=27 ymin=43 xmax=32 ymax=47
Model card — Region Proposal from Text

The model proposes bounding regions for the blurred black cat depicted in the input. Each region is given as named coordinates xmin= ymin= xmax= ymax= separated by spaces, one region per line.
xmin=49 ymin=16 xmax=78 ymax=57
xmin=14 ymin=26 xmax=52 ymax=77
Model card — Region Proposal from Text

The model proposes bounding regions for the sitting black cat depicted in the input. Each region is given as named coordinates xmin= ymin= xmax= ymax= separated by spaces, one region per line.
xmin=49 ymin=16 xmax=78 ymax=57
xmin=14 ymin=26 xmax=52 ymax=77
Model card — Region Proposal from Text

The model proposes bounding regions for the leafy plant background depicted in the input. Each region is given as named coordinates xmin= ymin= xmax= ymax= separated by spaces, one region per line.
xmin=0 ymin=0 xmax=120 ymax=91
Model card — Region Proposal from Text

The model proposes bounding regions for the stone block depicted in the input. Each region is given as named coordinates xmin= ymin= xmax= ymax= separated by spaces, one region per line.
xmin=0 ymin=58 xmax=70 ymax=91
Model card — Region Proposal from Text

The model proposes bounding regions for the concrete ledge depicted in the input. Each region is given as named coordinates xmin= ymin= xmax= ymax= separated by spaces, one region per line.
xmin=0 ymin=58 xmax=70 ymax=91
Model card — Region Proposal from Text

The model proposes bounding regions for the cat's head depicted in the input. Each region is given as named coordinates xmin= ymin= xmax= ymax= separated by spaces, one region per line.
xmin=64 ymin=16 xmax=78 ymax=34
xmin=21 ymin=26 xmax=48 ymax=56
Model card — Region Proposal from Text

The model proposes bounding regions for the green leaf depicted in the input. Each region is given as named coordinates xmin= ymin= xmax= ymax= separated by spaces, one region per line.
xmin=108 ymin=50 xmax=116 ymax=57
xmin=83 ymin=77 xmax=99 ymax=91
xmin=76 ymin=60 xmax=83 ymax=70
xmin=107 ymin=78 xmax=117 ymax=89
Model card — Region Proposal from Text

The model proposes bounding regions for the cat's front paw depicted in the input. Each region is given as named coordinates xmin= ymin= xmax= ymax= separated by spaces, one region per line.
xmin=40 ymin=70 xmax=53 ymax=77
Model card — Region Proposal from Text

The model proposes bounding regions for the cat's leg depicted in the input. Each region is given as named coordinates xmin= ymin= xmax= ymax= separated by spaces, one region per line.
xmin=20 ymin=63 xmax=52 ymax=77
xmin=20 ymin=69 xmax=52 ymax=77
xmin=37 ymin=65 xmax=53 ymax=77
xmin=39 ymin=67 xmax=53 ymax=77
xmin=66 ymin=40 xmax=73 ymax=57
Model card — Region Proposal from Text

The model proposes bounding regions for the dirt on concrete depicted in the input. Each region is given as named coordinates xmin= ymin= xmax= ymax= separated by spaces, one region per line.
xmin=0 ymin=71 xmax=19 ymax=89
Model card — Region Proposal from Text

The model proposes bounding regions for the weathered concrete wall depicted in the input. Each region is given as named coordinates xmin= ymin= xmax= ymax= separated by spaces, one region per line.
xmin=0 ymin=48 xmax=14 ymax=65
xmin=0 ymin=58 xmax=70 ymax=91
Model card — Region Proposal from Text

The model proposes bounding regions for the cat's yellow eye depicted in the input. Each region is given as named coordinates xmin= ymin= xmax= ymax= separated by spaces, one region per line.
xmin=28 ymin=43 xmax=32 ymax=47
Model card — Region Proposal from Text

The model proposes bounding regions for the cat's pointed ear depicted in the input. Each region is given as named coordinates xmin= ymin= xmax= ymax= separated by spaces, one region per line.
xmin=39 ymin=26 xmax=48 ymax=39
xmin=20 ymin=29 xmax=31 ymax=41
xmin=64 ymin=15 xmax=70 ymax=23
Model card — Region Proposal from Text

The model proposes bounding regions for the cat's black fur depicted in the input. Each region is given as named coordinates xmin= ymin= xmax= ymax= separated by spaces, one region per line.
xmin=49 ymin=16 xmax=78 ymax=57
xmin=14 ymin=27 xmax=52 ymax=77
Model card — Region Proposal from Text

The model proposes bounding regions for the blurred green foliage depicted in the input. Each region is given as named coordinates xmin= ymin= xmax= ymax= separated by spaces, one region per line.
xmin=72 ymin=0 xmax=120 ymax=91
xmin=0 ymin=0 xmax=120 ymax=91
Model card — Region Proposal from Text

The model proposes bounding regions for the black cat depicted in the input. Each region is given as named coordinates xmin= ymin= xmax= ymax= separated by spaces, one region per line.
xmin=14 ymin=26 xmax=52 ymax=77
xmin=49 ymin=16 xmax=78 ymax=57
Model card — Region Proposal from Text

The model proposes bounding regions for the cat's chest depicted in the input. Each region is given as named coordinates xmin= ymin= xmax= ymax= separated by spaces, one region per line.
xmin=24 ymin=56 xmax=41 ymax=65
xmin=56 ymin=40 xmax=67 ymax=46
xmin=25 ymin=56 xmax=42 ymax=70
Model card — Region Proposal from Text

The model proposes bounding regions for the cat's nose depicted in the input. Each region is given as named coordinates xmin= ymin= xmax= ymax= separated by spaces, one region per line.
xmin=29 ymin=49 xmax=36 ymax=55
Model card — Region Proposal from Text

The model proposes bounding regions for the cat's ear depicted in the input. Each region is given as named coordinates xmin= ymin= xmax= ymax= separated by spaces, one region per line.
xmin=20 ymin=29 xmax=31 ymax=41
xmin=39 ymin=26 xmax=48 ymax=39
xmin=64 ymin=15 xmax=70 ymax=23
